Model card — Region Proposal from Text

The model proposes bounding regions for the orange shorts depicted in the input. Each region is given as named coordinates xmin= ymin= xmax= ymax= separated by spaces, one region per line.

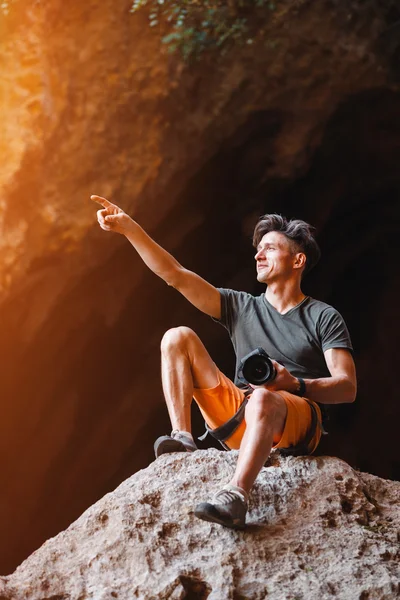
xmin=192 ymin=367 xmax=322 ymax=452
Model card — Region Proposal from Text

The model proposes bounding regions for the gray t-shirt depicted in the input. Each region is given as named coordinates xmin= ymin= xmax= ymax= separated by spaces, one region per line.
xmin=213 ymin=289 xmax=353 ymax=390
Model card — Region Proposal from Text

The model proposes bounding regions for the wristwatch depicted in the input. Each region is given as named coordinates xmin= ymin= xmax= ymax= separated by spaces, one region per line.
xmin=295 ymin=377 xmax=306 ymax=397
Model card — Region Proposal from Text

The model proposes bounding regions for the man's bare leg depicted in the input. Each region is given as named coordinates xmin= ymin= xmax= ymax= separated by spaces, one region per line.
xmin=159 ymin=325 xmax=219 ymax=432
xmin=230 ymin=389 xmax=287 ymax=493
xmin=194 ymin=389 xmax=287 ymax=528
xmin=160 ymin=331 xmax=288 ymax=526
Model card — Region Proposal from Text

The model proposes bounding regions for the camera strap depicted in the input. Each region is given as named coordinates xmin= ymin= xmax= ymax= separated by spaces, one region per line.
xmin=199 ymin=394 xmax=327 ymax=454
xmin=198 ymin=393 xmax=251 ymax=448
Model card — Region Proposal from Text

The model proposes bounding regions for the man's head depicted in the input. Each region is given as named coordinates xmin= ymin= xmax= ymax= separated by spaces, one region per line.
xmin=252 ymin=214 xmax=321 ymax=284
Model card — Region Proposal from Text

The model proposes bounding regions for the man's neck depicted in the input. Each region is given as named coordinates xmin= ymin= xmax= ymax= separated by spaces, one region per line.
xmin=264 ymin=281 xmax=306 ymax=315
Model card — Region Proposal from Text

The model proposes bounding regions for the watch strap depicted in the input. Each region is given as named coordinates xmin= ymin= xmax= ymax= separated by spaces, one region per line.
xmin=296 ymin=377 xmax=306 ymax=397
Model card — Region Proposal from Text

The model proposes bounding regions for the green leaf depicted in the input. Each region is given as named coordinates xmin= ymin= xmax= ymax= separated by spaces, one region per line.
xmin=162 ymin=32 xmax=182 ymax=44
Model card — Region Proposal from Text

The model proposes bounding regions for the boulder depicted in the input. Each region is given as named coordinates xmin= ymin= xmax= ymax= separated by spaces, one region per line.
xmin=1 ymin=450 xmax=399 ymax=599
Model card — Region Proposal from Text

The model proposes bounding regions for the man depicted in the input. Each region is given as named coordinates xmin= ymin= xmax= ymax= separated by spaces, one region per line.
xmin=92 ymin=194 xmax=356 ymax=530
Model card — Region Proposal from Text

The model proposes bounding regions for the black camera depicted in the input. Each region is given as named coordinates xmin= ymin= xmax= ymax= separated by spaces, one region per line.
xmin=238 ymin=348 xmax=277 ymax=385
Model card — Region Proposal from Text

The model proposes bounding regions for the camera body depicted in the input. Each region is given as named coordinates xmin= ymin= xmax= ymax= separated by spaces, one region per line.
xmin=238 ymin=347 xmax=277 ymax=386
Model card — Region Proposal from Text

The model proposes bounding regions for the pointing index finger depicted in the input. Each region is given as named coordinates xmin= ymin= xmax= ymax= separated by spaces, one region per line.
xmin=91 ymin=195 xmax=113 ymax=209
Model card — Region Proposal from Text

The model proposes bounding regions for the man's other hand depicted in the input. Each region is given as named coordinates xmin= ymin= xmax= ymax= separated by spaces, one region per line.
xmin=250 ymin=360 xmax=298 ymax=394
xmin=91 ymin=195 xmax=135 ymax=235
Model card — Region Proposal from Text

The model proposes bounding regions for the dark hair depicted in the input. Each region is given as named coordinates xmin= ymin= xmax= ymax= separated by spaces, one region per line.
xmin=252 ymin=214 xmax=321 ymax=276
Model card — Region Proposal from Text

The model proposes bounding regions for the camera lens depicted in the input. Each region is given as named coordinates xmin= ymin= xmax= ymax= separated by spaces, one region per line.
xmin=242 ymin=354 xmax=273 ymax=385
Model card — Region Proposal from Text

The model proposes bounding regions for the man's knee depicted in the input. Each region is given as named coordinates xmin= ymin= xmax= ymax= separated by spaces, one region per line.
xmin=160 ymin=326 xmax=196 ymax=355
xmin=246 ymin=389 xmax=286 ymax=422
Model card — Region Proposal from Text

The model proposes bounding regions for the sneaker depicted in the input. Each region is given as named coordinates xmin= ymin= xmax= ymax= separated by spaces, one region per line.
xmin=194 ymin=484 xmax=248 ymax=530
xmin=154 ymin=430 xmax=197 ymax=458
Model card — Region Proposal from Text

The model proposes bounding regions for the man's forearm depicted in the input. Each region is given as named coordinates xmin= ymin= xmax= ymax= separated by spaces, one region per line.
xmin=302 ymin=375 xmax=356 ymax=404
xmin=124 ymin=223 xmax=182 ymax=285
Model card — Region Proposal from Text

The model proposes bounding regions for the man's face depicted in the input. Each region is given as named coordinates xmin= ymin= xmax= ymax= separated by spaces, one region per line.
xmin=255 ymin=231 xmax=299 ymax=284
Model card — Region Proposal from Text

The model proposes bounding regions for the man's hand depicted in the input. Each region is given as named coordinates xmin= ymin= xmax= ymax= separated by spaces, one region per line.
xmin=250 ymin=360 xmax=298 ymax=394
xmin=91 ymin=195 xmax=136 ymax=235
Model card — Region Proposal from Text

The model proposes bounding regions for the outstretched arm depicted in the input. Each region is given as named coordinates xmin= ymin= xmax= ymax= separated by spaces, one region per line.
xmin=91 ymin=195 xmax=221 ymax=318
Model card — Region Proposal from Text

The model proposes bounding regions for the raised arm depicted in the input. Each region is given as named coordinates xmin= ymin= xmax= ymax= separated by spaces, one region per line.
xmin=91 ymin=195 xmax=221 ymax=319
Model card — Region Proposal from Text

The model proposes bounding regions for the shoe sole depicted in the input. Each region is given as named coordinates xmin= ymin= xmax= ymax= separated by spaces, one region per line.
xmin=194 ymin=502 xmax=245 ymax=530
xmin=154 ymin=436 xmax=188 ymax=458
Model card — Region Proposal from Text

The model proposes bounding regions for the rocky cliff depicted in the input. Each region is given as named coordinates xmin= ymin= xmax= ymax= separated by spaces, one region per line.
xmin=0 ymin=0 xmax=400 ymax=573
xmin=0 ymin=451 xmax=399 ymax=599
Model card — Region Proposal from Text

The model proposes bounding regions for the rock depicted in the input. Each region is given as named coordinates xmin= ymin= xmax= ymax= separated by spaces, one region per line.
xmin=1 ymin=451 xmax=399 ymax=599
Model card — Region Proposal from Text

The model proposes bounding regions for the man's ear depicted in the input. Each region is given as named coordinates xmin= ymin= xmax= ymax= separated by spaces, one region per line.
xmin=293 ymin=252 xmax=306 ymax=270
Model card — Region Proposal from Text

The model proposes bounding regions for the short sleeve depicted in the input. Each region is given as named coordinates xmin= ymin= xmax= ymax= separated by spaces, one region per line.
xmin=211 ymin=288 xmax=250 ymax=335
xmin=318 ymin=307 xmax=353 ymax=353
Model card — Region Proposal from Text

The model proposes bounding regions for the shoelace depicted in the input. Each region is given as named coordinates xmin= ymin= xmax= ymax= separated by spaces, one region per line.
xmin=172 ymin=431 xmax=191 ymax=443
xmin=171 ymin=430 xmax=197 ymax=450
xmin=213 ymin=488 xmax=247 ymax=506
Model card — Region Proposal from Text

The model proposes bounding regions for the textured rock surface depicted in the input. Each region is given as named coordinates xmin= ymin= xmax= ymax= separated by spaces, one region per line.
xmin=1 ymin=0 xmax=400 ymax=573
xmin=1 ymin=451 xmax=399 ymax=599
